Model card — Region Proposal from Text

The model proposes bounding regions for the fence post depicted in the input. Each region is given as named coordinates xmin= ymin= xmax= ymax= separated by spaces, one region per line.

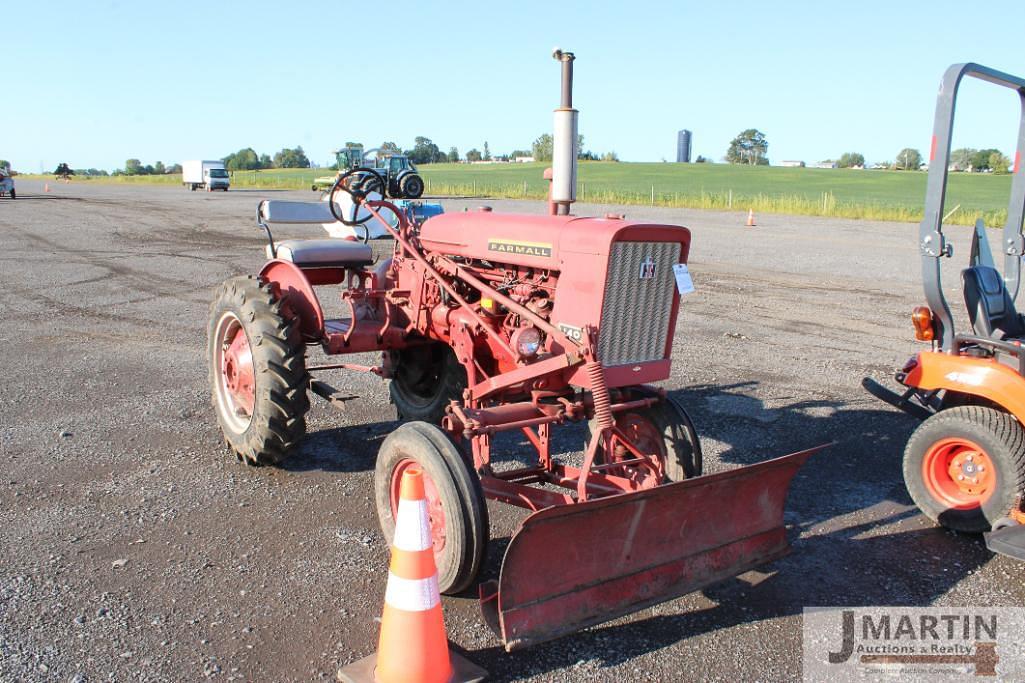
xmin=473 ymin=179 xmax=476 ymax=196
xmin=651 ymin=185 xmax=655 ymax=205
xmin=728 ymin=189 xmax=732 ymax=209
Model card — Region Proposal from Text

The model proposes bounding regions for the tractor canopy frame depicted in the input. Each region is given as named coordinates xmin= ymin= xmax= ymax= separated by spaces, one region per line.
xmin=920 ymin=63 xmax=1025 ymax=352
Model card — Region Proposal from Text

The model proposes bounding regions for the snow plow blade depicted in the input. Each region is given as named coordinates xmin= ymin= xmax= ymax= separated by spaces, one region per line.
xmin=479 ymin=446 xmax=823 ymax=651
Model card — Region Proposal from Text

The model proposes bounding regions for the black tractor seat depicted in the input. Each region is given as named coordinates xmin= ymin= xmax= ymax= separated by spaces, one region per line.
xmin=267 ymin=239 xmax=373 ymax=268
xmin=962 ymin=265 xmax=1025 ymax=340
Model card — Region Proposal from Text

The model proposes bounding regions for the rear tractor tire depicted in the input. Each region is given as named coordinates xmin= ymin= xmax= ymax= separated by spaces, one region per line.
xmin=9 ymin=189 xmax=13 ymax=199
xmin=374 ymin=422 xmax=488 ymax=594
xmin=388 ymin=345 xmax=466 ymax=425
xmin=208 ymin=276 xmax=309 ymax=466
xmin=903 ymin=405 xmax=1025 ymax=533
xmin=359 ymin=176 xmax=384 ymax=197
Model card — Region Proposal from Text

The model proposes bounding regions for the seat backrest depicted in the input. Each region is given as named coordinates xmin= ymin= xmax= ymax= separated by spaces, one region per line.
xmin=962 ymin=265 xmax=1025 ymax=339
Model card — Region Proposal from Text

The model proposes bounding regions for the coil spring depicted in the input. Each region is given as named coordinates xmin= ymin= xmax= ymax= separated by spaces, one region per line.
xmin=586 ymin=360 xmax=613 ymax=431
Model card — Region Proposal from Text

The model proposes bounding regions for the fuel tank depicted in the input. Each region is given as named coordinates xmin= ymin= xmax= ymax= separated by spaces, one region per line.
xmin=417 ymin=209 xmax=691 ymax=270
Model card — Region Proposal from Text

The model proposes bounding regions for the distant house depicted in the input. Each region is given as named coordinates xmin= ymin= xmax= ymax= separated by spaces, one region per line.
xmin=813 ymin=161 xmax=837 ymax=169
xmin=780 ymin=160 xmax=805 ymax=167
xmin=513 ymin=156 xmax=534 ymax=163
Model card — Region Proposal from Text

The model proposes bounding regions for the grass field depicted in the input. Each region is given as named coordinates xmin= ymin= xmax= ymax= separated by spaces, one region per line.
xmin=20 ymin=162 xmax=1016 ymax=226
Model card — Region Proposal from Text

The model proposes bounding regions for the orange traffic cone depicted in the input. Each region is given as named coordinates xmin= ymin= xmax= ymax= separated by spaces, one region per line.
xmin=337 ymin=467 xmax=486 ymax=683
xmin=44 ymin=183 xmax=50 ymax=193
xmin=746 ymin=209 xmax=756 ymax=227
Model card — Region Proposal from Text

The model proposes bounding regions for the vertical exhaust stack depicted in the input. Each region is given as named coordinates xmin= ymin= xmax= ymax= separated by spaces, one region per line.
xmin=551 ymin=49 xmax=578 ymax=216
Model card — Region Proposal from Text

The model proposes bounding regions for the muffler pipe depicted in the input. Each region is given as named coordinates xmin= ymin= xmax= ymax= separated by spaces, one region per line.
xmin=551 ymin=49 xmax=578 ymax=215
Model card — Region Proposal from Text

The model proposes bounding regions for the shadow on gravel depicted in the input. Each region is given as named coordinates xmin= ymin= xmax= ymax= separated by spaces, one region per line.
xmin=282 ymin=420 xmax=398 ymax=473
xmin=3 ymin=194 xmax=85 ymax=201
xmin=474 ymin=518 xmax=991 ymax=682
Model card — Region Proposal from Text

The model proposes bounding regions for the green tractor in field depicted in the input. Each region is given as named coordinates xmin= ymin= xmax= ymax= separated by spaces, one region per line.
xmin=312 ymin=145 xmax=425 ymax=199
xmin=311 ymin=144 xmax=365 ymax=192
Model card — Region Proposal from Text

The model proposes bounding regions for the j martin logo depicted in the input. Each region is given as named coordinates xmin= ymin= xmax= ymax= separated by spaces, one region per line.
xmin=639 ymin=256 xmax=656 ymax=280
xmin=803 ymin=607 xmax=1025 ymax=681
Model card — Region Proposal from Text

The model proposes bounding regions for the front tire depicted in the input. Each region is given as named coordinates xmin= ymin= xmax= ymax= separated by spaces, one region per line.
xmin=587 ymin=393 xmax=702 ymax=487
xmin=374 ymin=422 xmax=488 ymax=594
xmin=389 ymin=345 xmax=466 ymax=424
xmin=400 ymin=174 xmax=425 ymax=199
xmin=903 ymin=406 xmax=1025 ymax=532
xmin=8 ymin=189 xmax=13 ymax=199
xmin=208 ymin=276 xmax=309 ymax=466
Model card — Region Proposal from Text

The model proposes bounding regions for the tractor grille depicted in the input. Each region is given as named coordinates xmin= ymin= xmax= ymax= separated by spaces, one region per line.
xmin=597 ymin=241 xmax=679 ymax=366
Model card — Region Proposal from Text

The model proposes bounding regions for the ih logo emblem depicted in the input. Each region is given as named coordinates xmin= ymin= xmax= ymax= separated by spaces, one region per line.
xmin=639 ymin=256 xmax=656 ymax=280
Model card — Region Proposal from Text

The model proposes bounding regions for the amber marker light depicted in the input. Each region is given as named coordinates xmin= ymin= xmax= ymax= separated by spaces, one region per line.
xmin=912 ymin=306 xmax=934 ymax=341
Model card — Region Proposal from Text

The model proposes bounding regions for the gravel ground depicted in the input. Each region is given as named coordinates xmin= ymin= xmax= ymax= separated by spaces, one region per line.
xmin=1 ymin=180 xmax=1022 ymax=682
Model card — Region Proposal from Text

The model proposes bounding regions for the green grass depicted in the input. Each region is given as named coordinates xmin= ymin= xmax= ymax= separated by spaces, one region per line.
xmin=18 ymin=162 xmax=1016 ymax=226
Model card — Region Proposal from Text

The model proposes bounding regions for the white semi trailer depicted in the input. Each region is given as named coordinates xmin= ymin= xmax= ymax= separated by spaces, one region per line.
xmin=182 ymin=160 xmax=230 ymax=192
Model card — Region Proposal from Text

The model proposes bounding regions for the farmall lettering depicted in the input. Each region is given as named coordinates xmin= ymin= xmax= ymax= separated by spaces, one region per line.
xmin=487 ymin=239 xmax=553 ymax=258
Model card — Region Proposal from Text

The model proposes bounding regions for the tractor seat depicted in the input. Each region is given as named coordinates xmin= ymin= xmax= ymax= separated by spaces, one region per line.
xmin=962 ymin=265 xmax=1025 ymax=339
xmin=259 ymin=200 xmax=337 ymax=224
xmin=268 ymin=239 xmax=373 ymax=268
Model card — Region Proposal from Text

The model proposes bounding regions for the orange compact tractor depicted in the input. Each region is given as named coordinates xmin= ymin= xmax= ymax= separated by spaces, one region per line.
xmin=864 ymin=63 xmax=1025 ymax=560
xmin=207 ymin=51 xmax=824 ymax=648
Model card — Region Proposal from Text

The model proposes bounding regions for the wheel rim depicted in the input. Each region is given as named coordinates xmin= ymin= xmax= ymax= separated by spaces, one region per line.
xmin=213 ymin=311 xmax=255 ymax=433
xmin=606 ymin=412 xmax=666 ymax=489
xmin=390 ymin=459 xmax=447 ymax=555
xmin=921 ymin=437 xmax=996 ymax=509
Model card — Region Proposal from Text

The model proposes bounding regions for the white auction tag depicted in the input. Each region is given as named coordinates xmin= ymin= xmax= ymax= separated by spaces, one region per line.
xmin=672 ymin=263 xmax=695 ymax=295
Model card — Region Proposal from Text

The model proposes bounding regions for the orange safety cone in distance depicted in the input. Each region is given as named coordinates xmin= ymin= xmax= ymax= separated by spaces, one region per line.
xmin=44 ymin=183 xmax=50 ymax=192
xmin=337 ymin=467 xmax=486 ymax=683
xmin=746 ymin=209 xmax=756 ymax=227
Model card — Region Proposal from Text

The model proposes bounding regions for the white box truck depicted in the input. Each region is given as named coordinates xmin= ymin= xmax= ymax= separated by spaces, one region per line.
xmin=182 ymin=160 xmax=230 ymax=192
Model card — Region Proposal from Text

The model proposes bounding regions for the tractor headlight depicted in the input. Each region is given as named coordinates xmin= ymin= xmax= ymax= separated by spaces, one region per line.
xmin=512 ymin=326 xmax=542 ymax=359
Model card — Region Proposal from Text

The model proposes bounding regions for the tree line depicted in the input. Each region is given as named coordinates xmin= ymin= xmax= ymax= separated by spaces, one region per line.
xmin=722 ymin=129 xmax=1011 ymax=172
xmin=331 ymin=135 xmax=619 ymax=166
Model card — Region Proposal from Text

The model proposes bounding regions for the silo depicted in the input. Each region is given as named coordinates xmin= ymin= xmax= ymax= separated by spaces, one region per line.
xmin=676 ymin=130 xmax=692 ymax=163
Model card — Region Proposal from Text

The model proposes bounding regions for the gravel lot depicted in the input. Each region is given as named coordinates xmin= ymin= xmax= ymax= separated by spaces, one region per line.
xmin=1 ymin=180 xmax=1022 ymax=682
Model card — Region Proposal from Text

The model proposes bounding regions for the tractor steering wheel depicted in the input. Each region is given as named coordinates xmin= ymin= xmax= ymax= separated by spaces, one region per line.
xmin=328 ymin=167 xmax=387 ymax=243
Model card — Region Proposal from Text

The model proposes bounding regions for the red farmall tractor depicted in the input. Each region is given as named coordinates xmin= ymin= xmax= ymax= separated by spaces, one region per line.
xmin=207 ymin=51 xmax=820 ymax=648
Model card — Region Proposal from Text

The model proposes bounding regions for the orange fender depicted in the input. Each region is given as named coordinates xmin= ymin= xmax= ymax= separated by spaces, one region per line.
xmin=906 ymin=351 xmax=1025 ymax=424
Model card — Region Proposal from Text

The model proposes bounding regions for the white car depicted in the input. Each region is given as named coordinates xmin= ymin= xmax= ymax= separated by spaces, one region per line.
xmin=0 ymin=170 xmax=14 ymax=199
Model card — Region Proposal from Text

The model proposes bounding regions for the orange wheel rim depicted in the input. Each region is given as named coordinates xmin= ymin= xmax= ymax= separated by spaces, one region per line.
xmin=921 ymin=437 xmax=995 ymax=509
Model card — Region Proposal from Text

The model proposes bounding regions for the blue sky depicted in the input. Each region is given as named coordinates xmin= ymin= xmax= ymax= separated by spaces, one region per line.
xmin=5 ymin=1 xmax=1025 ymax=171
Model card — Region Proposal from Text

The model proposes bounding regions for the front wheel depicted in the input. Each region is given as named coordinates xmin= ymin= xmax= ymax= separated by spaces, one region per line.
xmin=400 ymin=174 xmax=425 ymax=199
xmin=903 ymin=406 xmax=1025 ymax=532
xmin=587 ymin=393 xmax=702 ymax=488
xmin=208 ymin=276 xmax=309 ymax=466
xmin=8 ymin=189 xmax=13 ymax=199
xmin=374 ymin=422 xmax=488 ymax=594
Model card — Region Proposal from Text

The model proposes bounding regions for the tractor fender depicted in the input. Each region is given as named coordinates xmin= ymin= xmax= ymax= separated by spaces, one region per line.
xmin=259 ymin=259 xmax=325 ymax=340
xmin=905 ymin=350 xmax=1025 ymax=423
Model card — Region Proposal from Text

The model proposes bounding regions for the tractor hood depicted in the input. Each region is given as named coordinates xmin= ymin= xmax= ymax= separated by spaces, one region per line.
xmin=417 ymin=210 xmax=691 ymax=270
